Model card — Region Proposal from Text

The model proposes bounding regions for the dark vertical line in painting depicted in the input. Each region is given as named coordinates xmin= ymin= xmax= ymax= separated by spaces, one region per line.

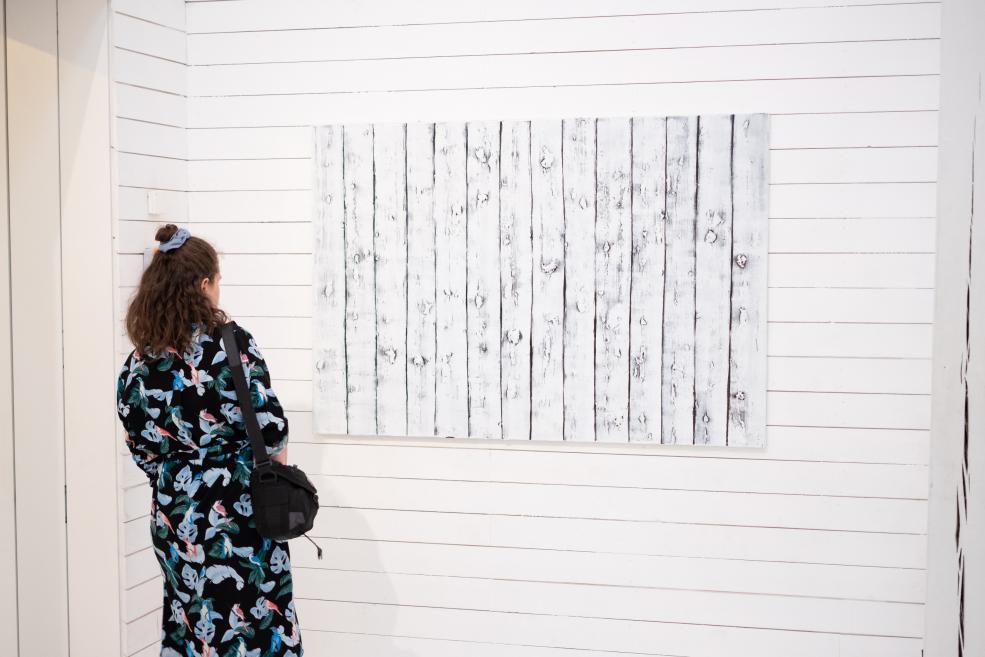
xmin=957 ymin=113 xmax=976 ymax=657
xmin=659 ymin=117 xmax=668 ymax=444
xmin=559 ymin=123 xmax=568 ymax=440
xmin=340 ymin=127 xmax=350 ymax=434
xmin=724 ymin=114 xmax=736 ymax=446
xmin=527 ymin=121 xmax=534 ymax=440
xmin=497 ymin=120 xmax=504 ymax=439
xmin=592 ymin=118 xmax=598 ymax=442
xmin=691 ymin=116 xmax=701 ymax=444
xmin=464 ymin=123 xmax=471 ymax=437
xmin=626 ymin=117 xmax=635 ymax=443
xmin=403 ymin=123 xmax=410 ymax=435
xmin=431 ymin=124 xmax=438 ymax=437
xmin=370 ymin=124 xmax=378 ymax=435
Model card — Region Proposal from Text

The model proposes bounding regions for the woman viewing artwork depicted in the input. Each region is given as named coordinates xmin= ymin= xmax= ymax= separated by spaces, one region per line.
xmin=115 ymin=223 xmax=304 ymax=657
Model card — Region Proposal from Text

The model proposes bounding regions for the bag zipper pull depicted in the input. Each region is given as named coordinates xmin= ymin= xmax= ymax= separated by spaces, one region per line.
xmin=301 ymin=532 xmax=323 ymax=560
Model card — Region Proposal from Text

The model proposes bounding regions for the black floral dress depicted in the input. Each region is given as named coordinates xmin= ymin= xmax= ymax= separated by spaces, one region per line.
xmin=116 ymin=321 xmax=304 ymax=657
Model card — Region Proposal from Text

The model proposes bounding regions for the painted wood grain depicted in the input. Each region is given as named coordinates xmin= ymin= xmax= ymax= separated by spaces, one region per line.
xmin=529 ymin=121 xmax=565 ymax=441
xmin=694 ymin=114 xmax=734 ymax=446
xmin=342 ymin=124 xmax=377 ymax=434
xmin=594 ymin=117 xmax=633 ymax=442
xmin=499 ymin=121 xmax=533 ymax=440
xmin=433 ymin=123 xmax=469 ymax=437
xmin=728 ymin=114 xmax=770 ymax=447
xmin=372 ymin=123 xmax=408 ymax=435
xmin=312 ymin=126 xmax=347 ymax=434
xmin=465 ymin=121 xmax=503 ymax=438
xmin=561 ymin=117 xmax=597 ymax=442
xmin=314 ymin=114 xmax=768 ymax=446
xmin=405 ymin=122 xmax=437 ymax=437
xmin=629 ymin=117 xmax=667 ymax=442
xmin=662 ymin=116 xmax=699 ymax=445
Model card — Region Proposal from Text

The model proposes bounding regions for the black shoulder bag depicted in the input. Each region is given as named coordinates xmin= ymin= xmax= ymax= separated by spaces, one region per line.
xmin=222 ymin=321 xmax=323 ymax=559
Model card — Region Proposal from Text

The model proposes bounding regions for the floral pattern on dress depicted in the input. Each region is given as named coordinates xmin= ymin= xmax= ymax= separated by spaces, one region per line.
xmin=117 ymin=322 xmax=303 ymax=657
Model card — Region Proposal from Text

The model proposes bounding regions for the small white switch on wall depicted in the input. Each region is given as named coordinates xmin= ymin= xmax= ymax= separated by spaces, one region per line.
xmin=146 ymin=189 xmax=162 ymax=216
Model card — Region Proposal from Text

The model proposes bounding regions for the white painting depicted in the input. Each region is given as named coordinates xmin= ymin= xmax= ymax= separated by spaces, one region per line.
xmin=312 ymin=113 xmax=769 ymax=446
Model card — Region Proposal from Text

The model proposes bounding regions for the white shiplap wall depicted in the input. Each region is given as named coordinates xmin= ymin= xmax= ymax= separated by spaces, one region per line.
xmin=110 ymin=0 xmax=187 ymax=655
xmin=114 ymin=1 xmax=937 ymax=655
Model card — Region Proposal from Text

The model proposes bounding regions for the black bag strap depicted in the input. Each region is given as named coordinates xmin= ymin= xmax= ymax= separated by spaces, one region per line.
xmin=222 ymin=321 xmax=272 ymax=469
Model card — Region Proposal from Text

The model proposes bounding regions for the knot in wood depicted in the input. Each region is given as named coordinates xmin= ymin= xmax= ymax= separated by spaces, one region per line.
xmin=734 ymin=253 xmax=748 ymax=268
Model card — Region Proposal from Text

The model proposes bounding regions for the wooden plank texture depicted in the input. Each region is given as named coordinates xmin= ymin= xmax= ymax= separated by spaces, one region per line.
xmin=728 ymin=114 xmax=770 ymax=447
xmin=465 ymin=121 xmax=503 ymax=439
xmin=342 ymin=124 xmax=377 ymax=433
xmin=406 ymin=122 xmax=437 ymax=437
xmin=662 ymin=116 xmax=699 ymax=445
xmin=561 ymin=117 xmax=597 ymax=442
xmin=314 ymin=114 xmax=768 ymax=446
xmin=499 ymin=121 xmax=533 ymax=440
xmin=312 ymin=126 xmax=347 ymax=433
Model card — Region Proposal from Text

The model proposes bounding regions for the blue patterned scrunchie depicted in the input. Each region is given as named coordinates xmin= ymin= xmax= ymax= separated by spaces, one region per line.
xmin=158 ymin=227 xmax=190 ymax=252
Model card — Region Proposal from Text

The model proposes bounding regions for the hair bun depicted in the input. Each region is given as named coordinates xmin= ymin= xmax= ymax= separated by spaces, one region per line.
xmin=155 ymin=223 xmax=180 ymax=243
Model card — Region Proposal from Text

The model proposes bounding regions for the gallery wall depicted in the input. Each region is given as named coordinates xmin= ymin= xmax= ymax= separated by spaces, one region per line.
xmin=112 ymin=1 xmax=936 ymax=655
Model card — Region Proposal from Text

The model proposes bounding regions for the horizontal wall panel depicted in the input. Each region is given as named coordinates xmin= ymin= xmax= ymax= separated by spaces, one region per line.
xmin=113 ymin=13 xmax=185 ymax=63
xmin=187 ymin=76 xmax=938 ymax=127
xmin=114 ymin=84 xmax=184 ymax=127
xmin=766 ymin=391 xmax=930 ymax=430
xmin=188 ymin=158 xmax=311 ymax=190
xmin=116 ymin=187 xmax=187 ymax=221
xmin=206 ymin=221 xmax=311 ymax=253
xmin=113 ymin=48 xmax=185 ymax=95
xmin=120 ymin=464 xmax=926 ymax=532
xmin=189 ymin=41 xmax=938 ymax=96
xmin=291 ymin=569 xmax=922 ymax=636
xmin=124 ymin=576 xmax=161 ymax=623
xmin=123 ymin=549 xmax=158 ymax=590
xmin=768 ymin=322 xmax=932 ymax=358
xmin=771 ymin=146 xmax=936 ymax=184
xmin=768 ymin=356 xmax=930 ymax=394
xmin=287 ymin=536 xmax=925 ymax=602
xmin=124 ymin=607 xmax=160 ymax=655
xmin=185 ymin=0 xmax=939 ymax=33
xmin=770 ymin=182 xmax=936 ymax=218
xmin=767 ymin=253 xmax=934 ymax=288
xmin=116 ymin=153 xmax=186 ymax=191
xmin=768 ymin=217 xmax=935 ymax=253
xmin=770 ymin=111 xmax=938 ymax=149
xmin=125 ymin=502 xmax=927 ymax=569
xmin=768 ymin=288 xmax=933 ymax=323
xmin=188 ymin=189 xmax=310 ymax=220
xmin=116 ymin=118 xmax=186 ymax=159
xmin=187 ymin=4 xmax=938 ymax=64
xmin=185 ymin=112 xmax=940 ymax=161
xmin=292 ymin=599 xmax=920 ymax=657
xmin=285 ymin=441 xmax=927 ymax=498
xmin=188 ymin=126 xmax=313 ymax=159
xmin=114 ymin=0 xmax=184 ymax=31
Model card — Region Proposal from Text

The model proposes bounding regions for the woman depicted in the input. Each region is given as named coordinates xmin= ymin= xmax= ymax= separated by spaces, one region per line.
xmin=116 ymin=224 xmax=304 ymax=657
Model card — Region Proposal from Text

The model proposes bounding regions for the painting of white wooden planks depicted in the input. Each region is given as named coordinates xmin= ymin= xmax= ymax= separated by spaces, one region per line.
xmin=313 ymin=113 xmax=769 ymax=446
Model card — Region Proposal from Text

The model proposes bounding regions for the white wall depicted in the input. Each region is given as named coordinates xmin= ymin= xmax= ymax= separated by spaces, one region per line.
xmin=114 ymin=1 xmax=937 ymax=655
xmin=110 ymin=1 xmax=187 ymax=654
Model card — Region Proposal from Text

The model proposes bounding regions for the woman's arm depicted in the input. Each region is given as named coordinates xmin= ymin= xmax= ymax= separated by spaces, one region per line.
xmin=272 ymin=444 xmax=288 ymax=465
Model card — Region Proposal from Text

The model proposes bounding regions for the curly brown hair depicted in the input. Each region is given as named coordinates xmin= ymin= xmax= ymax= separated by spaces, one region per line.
xmin=125 ymin=223 xmax=228 ymax=358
